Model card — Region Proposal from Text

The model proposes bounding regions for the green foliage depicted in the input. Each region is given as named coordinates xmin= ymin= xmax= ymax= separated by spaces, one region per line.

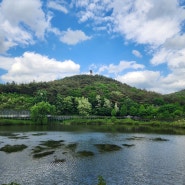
xmin=75 ymin=97 xmax=92 ymax=116
xmin=34 ymin=90 xmax=48 ymax=103
xmin=0 ymin=75 xmax=185 ymax=121
xmin=97 ymin=176 xmax=106 ymax=185
xmin=2 ymin=182 xmax=21 ymax=185
xmin=30 ymin=101 xmax=56 ymax=124
xmin=0 ymin=93 xmax=34 ymax=110
xmin=120 ymin=104 xmax=127 ymax=116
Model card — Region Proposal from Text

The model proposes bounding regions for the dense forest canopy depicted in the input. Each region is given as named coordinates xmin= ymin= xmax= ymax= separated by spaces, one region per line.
xmin=0 ymin=75 xmax=185 ymax=120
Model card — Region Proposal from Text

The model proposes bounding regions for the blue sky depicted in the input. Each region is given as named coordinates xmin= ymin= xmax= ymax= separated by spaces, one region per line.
xmin=0 ymin=0 xmax=185 ymax=94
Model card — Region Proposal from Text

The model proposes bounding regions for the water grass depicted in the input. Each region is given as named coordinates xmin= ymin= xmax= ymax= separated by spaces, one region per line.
xmin=77 ymin=150 xmax=94 ymax=157
xmin=95 ymin=144 xmax=122 ymax=152
xmin=0 ymin=144 xmax=27 ymax=153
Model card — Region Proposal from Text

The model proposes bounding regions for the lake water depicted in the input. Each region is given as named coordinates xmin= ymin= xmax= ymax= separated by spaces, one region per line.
xmin=0 ymin=126 xmax=185 ymax=185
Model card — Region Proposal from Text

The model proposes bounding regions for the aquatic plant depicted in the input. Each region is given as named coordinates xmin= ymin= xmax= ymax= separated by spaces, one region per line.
xmin=40 ymin=140 xmax=64 ymax=148
xmin=33 ymin=150 xmax=55 ymax=158
xmin=0 ymin=144 xmax=27 ymax=153
xmin=95 ymin=144 xmax=122 ymax=152
xmin=77 ymin=150 xmax=94 ymax=157
xmin=97 ymin=176 xmax=106 ymax=185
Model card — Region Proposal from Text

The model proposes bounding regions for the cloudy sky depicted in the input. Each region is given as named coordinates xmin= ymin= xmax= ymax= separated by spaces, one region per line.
xmin=0 ymin=0 xmax=185 ymax=94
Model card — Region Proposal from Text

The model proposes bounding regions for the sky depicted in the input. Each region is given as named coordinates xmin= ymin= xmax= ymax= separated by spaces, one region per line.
xmin=0 ymin=0 xmax=185 ymax=94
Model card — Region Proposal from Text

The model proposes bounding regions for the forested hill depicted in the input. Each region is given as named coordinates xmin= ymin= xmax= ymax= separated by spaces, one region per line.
xmin=0 ymin=74 xmax=162 ymax=104
xmin=1 ymin=74 xmax=185 ymax=120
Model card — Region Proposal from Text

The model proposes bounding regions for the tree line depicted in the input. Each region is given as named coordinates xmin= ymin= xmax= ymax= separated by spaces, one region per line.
xmin=0 ymin=89 xmax=184 ymax=123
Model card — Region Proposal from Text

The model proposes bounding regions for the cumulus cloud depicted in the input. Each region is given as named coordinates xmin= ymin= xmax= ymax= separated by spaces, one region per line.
xmin=73 ymin=0 xmax=185 ymax=46
xmin=47 ymin=0 xmax=68 ymax=14
xmin=0 ymin=0 xmax=50 ymax=53
xmin=132 ymin=50 xmax=142 ymax=58
xmin=60 ymin=28 xmax=91 ymax=45
xmin=0 ymin=52 xmax=80 ymax=83
xmin=98 ymin=61 xmax=145 ymax=74
xmin=116 ymin=70 xmax=161 ymax=90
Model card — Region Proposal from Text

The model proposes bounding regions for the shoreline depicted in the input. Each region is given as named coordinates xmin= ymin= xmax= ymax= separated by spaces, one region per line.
xmin=0 ymin=118 xmax=185 ymax=135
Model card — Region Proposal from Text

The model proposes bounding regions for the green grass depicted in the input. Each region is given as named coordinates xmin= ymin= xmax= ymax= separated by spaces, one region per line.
xmin=0 ymin=118 xmax=34 ymax=125
xmin=1 ymin=118 xmax=185 ymax=134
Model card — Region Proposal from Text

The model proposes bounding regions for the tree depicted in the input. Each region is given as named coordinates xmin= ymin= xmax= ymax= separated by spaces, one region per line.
xmin=76 ymin=97 xmax=92 ymax=116
xmin=30 ymin=101 xmax=56 ymax=124
xmin=120 ymin=104 xmax=127 ymax=116
xmin=100 ymin=98 xmax=112 ymax=116
xmin=111 ymin=103 xmax=119 ymax=116
xmin=34 ymin=90 xmax=48 ymax=103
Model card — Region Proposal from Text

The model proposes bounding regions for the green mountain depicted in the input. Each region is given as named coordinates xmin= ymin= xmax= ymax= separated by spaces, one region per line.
xmin=0 ymin=74 xmax=162 ymax=104
xmin=0 ymin=74 xmax=185 ymax=119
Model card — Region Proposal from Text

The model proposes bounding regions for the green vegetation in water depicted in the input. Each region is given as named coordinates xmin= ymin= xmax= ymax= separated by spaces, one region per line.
xmin=126 ymin=136 xmax=145 ymax=141
xmin=95 ymin=144 xmax=122 ymax=152
xmin=122 ymin=144 xmax=135 ymax=147
xmin=52 ymin=157 xmax=66 ymax=163
xmin=0 ymin=144 xmax=27 ymax=153
xmin=150 ymin=137 xmax=169 ymax=141
xmin=1 ymin=176 xmax=106 ymax=185
xmin=32 ymin=132 xmax=47 ymax=136
xmin=97 ymin=176 xmax=106 ymax=185
xmin=32 ymin=150 xmax=55 ymax=158
xmin=65 ymin=143 xmax=78 ymax=152
xmin=1 ymin=182 xmax=21 ymax=185
xmin=8 ymin=135 xmax=28 ymax=139
xmin=32 ymin=145 xmax=47 ymax=154
xmin=77 ymin=150 xmax=94 ymax=157
xmin=32 ymin=140 xmax=65 ymax=158
xmin=0 ymin=132 xmax=18 ymax=137
xmin=40 ymin=140 xmax=64 ymax=148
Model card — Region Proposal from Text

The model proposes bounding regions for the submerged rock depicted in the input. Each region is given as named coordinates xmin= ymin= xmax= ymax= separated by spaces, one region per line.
xmin=95 ymin=144 xmax=122 ymax=152
xmin=0 ymin=144 xmax=27 ymax=153
xmin=77 ymin=150 xmax=94 ymax=157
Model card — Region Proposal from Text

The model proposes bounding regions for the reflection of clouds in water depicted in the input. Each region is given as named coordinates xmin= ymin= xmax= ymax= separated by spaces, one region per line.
xmin=0 ymin=132 xmax=185 ymax=185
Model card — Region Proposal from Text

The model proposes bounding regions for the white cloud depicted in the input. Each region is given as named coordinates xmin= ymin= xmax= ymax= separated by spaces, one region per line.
xmin=48 ymin=1 xmax=68 ymax=14
xmin=164 ymin=34 xmax=185 ymax=50
xmin=116 ymin=70 xmax=161 ymax=90
xmin=0 ymin=52 xmax=80 ymax=83
xmin=116 ymin=48 xmax=185 ymax=93
xmin=132 ymin=50 xmax=142 ymax=58
xmin=0 ymin=0 xmax=50 ymax=53
xmin=74 ymin=0 xmax=185 ymax=46
xmin=60 ymin=28 xmax=91 ymax=45
xmin=113 ymin=0 xmax=184 ymax=46
xmin=98 ymin=61 xmax=145 ymax=74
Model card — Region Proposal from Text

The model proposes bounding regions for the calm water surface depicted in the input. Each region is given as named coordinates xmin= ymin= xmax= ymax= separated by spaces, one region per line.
xmin=0 ymin=126 xmax=185 ymax=185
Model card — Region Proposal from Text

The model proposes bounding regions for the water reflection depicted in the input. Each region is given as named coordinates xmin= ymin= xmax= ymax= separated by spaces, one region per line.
xmin=0 ymin=129 xmax=185 ymax=185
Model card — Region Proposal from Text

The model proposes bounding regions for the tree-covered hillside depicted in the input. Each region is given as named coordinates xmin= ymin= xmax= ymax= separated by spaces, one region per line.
xmin=0 ymin=74 xmax=185 ymax=120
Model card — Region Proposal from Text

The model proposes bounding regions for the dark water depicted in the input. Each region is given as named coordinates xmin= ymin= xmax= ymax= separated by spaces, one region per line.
xmin=0 ymin=126 xmax=185 ymax=185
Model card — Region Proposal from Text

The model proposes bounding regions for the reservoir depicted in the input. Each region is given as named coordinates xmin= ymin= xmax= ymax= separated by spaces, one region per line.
xmin=0 ymin=126 xmax=185 ymax=185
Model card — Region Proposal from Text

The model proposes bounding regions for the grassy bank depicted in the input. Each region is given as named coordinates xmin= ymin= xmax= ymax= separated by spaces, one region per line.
xmin=1 ymin=117 xmax=185 ymax=134
xmin=62 ymin=118 xmax=185 ymax=134
xmin=0 ymin=118 xmax=34 ymax=125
